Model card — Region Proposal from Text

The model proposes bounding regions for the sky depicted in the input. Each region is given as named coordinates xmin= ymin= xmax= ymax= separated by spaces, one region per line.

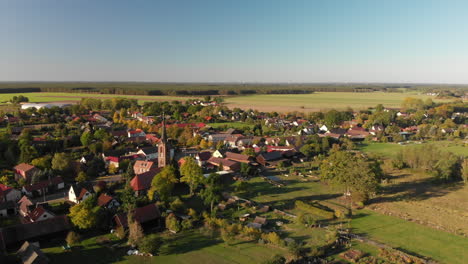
xmin=1 ymin=0 xmax=468 ymax=83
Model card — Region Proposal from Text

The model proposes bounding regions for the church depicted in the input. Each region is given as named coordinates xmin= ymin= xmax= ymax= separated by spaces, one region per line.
xmin=158 ymin=115 xmax=174 ymax=167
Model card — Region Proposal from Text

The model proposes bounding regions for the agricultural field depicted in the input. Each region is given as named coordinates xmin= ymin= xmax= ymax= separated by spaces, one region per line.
xmin=0 ymin=92 xmax=198 ymax=104
xmin=0 ymin=90 xmax=455 ymax=113
xmin=224 ymin=92 xmax=451 ymax=112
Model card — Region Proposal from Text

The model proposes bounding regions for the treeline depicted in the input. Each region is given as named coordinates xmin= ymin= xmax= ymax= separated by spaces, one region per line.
xmin=0 ymin=87 xmax=41 ymax=93
xmin=393 ymin=145 xmax=464 ymax=182
xmin=0 ymin=82 xmax=430 ymax=96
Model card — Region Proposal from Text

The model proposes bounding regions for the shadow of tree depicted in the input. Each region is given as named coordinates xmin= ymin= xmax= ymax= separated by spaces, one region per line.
xmin=46 ymin=246 xmax=127 ymax=264
xmin=370 ymin=178 xmax=464 ymax=204
xmin=159 ymin=231 xmax=221 ymax=255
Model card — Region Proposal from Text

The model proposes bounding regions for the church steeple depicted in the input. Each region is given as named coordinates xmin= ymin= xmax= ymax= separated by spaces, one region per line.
xmin=158 ymin=112 xmax=168 ymax=168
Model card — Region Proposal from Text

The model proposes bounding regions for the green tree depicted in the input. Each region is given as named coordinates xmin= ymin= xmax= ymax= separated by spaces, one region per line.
xmin=200 ymin=173 xmax=222 ymax=211
xmin=80 ymin=131 xmax=93 ymax=147
xmin=31 ymin=155 xmax=52 ymax=169
xmin=68 ymin=196 xmax=102 ymax=229
xmin=462 ymin=159 xmax=468 ymax=184
xmin=180 ymin=157 xmax=204 ymax=196
xmin=76 ymin=171 xmax=88 ymax=183
xmin=320 ymin=150 xmax=380 ymax=202
xmin=51 ymin=153 xmax=71 ymax=173
xmin=148 ymin=165 xmax=178 ymax=202
xmin=165 ymin=213 xmax=181 ymax=232
xmin=138 ymin=234 xmax=163 ymax=255
xmin=128 ymin=214 xmax=145 ymax=247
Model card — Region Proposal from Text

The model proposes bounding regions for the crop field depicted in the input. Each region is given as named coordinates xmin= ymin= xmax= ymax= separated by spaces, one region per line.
xmin=352 ymin=210 xmax=468 ymax=264
xmin=0 ymin=91 xmax=454 ymax=113
xmin=224 ymin=92 xmax=450 ymax=112
xmin=0 ymin=92 xmax=198 ymax=104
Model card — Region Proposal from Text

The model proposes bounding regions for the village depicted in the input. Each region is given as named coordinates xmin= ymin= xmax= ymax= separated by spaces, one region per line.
xmin=0 ymin=96 xmax=466 ymax=263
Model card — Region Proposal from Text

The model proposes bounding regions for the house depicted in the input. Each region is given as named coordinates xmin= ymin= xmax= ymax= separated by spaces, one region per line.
xmin=196 ymin=151 xmax=212 ymax=166
xmin=22 ymin=177 xmax=64 ymax=197
xmin=0 ymin=215 xmax=72 ymax=251
xmin=133 ymin=160 xmax=157 ymax=175
xmin=128 ymin=129 xmax=146 ymax=138
xmin=79 ymin=154 xmax=94 ymax=164
xmin=319 ymin=125 xmax=329 ymax=132
xmin=256 ymin=151 xmax=288 ymax=167
xmin=369 ymin=125 xmax=384 ymax=135
xmin=105 ymin=156 xmax=121 ymax=169
xmin=113 ymin=203 xmax=161 ymax=229
xmin=225 ymin=134 xmax=244 ymax=147
xmin=207 ymin=133 xmax=229 ymax=143
xmin=18 ymin=196 xmax=34 ymax=217
xmin=225 ymin=152 xmax=253 ymax=164
xmin=137 ymin=147 xmax=158 ymax=160
xmin=145 ymin=134 xmax=160 ymax=144
xmin=0 ymin=184 xmax=22 ymax=202
xmin=441 ymin=128 xmax=455 ymax=134
xmin=97 ymin=193 xmax=120 ymax=209
xmin=14 ymin=163 xmax=40 ymax=182
xmin=17 ymin=241 xmax=49 ymax=264
xmin=345 ymin=127 xmax=370 ymax=140
xmin=130 ymin=168 xmax=160 ymax=196
xmin=207 ymin=157 xmax=241 ymax=171
xmin=212 ymin=149 xmax=227 ymax=158
xmin=68 ymin=184 xmax=94 ymax=204
xmin=24 ymin=206 xmax=55 ymax=223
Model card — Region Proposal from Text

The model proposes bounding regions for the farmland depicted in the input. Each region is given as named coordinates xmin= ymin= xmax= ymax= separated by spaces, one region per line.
xmin=0 ymin=91 xmax=455 ymax=113
xmin=223 ymin=92 xmax=451 ymax=112
xmin=0 ymin=92 xmax=197 ymax=104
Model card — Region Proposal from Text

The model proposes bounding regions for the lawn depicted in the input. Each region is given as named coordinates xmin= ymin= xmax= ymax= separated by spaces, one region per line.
xmin=122 ymin=230 xmax=285 ymax=264
xmin=351 ymin=209 xmax=468 ymax=264
xmin=224 ymin=92 xmax=451 ymax=112
xmin=0 ymin=92 xmax=198 ymax=104
xmin=42 ymin=230 xmax=284 ymax=264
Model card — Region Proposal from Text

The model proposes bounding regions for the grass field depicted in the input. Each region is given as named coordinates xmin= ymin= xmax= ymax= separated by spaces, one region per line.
xmin=42 ymin=230 xmax=284 ymax=264
xmin=351 ymin=209 xmax=468 ymax=264
xmin=359 ymin=141 xmax=468 ymax=158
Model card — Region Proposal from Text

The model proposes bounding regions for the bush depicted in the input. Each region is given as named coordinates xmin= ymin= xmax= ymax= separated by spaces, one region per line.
xmin=138 ymin=234 xmax=163 ymax=255
xmin=166 ymin=213 xmax=181 ymax=233
xmin=294 ymin=200 xmax=334 ymax=220
xmin=261 ymin=232 xmax=283 ymax=246
xmin=262 ymin=254 xmax=286 ymax=264
xmin=319 ymin=201 xmax=351 ymax=218
xmin=181 ymin=218 xmax=193 ymax=230
xmin=169 ymin=197 xmax=186 ymax=213
xmin=115 ymin=226 xmax=126 ymax=239
xmin=297 ymin=212 xmax=317 ymax=227
xmin=241 ymin=226 xmax=262 ymax=240
xmin=65 ymin=231 xmax=81 ymax=247
xmin=188 ymin=208 xmax=199 ymax=221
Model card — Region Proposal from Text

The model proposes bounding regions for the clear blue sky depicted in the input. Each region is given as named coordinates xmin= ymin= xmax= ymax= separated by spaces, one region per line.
xmin=2 ymin=0 xmax=468 ymax=83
